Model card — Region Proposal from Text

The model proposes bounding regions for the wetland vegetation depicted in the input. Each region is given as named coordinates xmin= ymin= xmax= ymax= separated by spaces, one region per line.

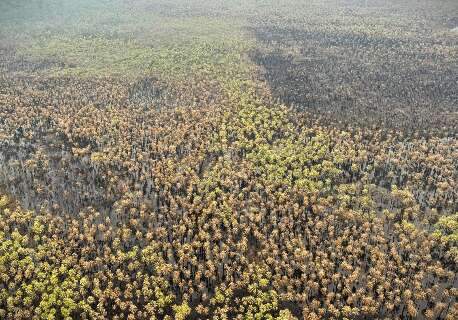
xmin=0 ymin=1 xmax=457 ymax=319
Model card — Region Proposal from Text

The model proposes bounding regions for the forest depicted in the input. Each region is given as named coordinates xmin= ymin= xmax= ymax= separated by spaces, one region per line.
xmin=0 ymin=0 xmax=457 ymax=319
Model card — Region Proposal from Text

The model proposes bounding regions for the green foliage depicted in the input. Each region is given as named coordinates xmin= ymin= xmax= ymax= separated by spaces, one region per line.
xmin=23 ymin=36 xmax=154 ymax=77
xmin=148 ymin=38 xmax=252 ymax=81
xmin=434 ymin=213 xmax=458 ymax=241
xmin=0 ymin=195 xmax=9 ymax=209
xmin=173 ymin=302 xmax=191 ymax=320
xmin=209 ymin=266 xmax=297 ymax=319
xmin=4 ymin=1 xmax=252 ymax=81
xmin=0 ymin=221 xmax=85 ymax=319
xmin=433 ymin=213 xmax=458 ymax=262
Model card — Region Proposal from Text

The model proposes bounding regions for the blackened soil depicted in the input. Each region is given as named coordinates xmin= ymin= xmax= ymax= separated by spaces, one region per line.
xmin=251 ymin=25 xmax=458 ymax=135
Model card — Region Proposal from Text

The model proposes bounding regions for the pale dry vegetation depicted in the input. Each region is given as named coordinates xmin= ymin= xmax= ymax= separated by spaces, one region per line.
xmin=0 ymin=1 xmax=456 ymax=319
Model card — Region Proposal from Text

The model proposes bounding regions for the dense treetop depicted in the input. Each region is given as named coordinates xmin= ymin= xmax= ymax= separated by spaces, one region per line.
xmin=0 ymin=0 xmax=456 ymax=319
